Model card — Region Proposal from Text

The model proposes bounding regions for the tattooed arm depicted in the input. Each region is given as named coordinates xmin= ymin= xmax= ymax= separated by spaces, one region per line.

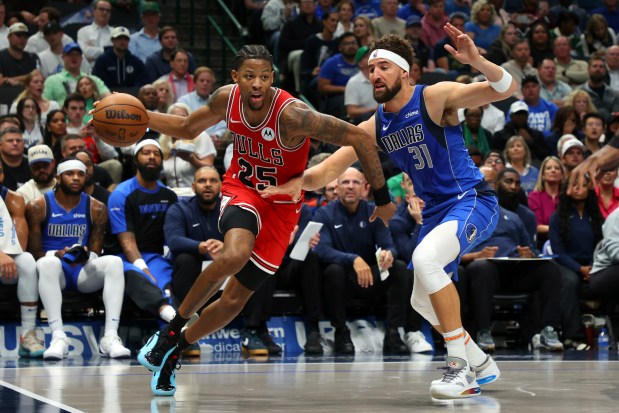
xmin=88 ymin=198 xmax=108 ymax=255
xmin=25 ymin=197 xmax=46 ymax=260
xmin=147 ymin=85 xmax=231 ymax=139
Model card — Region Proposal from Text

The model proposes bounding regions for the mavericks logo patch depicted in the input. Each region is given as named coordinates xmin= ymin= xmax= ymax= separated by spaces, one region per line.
xmin=465 ymin=223 xmax=477 ymax=243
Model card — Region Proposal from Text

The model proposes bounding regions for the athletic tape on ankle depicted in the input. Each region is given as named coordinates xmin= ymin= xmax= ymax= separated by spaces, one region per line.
xmin=489 ymin=68 xmax=512 ymax=93
xmin=132 ymin=258 xmax=147 ymax=270
xmin=368 ymin=49 xmax=410 ymax=72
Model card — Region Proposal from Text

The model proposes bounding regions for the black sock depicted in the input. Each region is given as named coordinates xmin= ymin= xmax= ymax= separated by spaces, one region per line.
xmin=176 ymin=330 xmax=190 ymax=352
xmin=167 ymin=313 xmax=190 ymax=336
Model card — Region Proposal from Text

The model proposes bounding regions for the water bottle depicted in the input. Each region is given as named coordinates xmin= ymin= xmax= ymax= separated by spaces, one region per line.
xmin=598 ymin=327 xmax=610 ymax=351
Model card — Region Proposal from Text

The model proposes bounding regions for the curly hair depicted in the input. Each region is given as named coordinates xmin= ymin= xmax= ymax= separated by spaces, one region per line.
xmin=555 ymin=182 xmax=604 ymax=247
xmin=369 ymin=34 xmax=415 ymax=69
xmin=232 ymin=45 xmax=273 ymax=71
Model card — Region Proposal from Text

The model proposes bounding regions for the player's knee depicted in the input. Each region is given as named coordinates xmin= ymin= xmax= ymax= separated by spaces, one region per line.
xmin=218 ymin=249 xmax=252 ymax=275
xmin=36 ymin=256 xmax=62 ymax=276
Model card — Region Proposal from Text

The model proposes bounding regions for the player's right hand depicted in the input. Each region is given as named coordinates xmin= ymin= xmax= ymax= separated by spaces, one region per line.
xmin=258 ymin=175 xmax=303 ymax=202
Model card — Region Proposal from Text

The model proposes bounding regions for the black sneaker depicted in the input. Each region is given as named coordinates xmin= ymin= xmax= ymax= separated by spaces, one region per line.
xmin=241 ymin=329 xmax=269 ymax=357
xmin=138 ymin=328 xmax=180 ymax=372
xmin=305 ymin=330 xmax=324 ymax=355
xmin=151 ymin=347 xmax=182 ymax=396
xmin=383 ymin=328 xmax=408 ymax=355
xmin=259 ymin=329 xmax=283 ymax=355
xmin=334 ymin=328 xmax=355 ymax=355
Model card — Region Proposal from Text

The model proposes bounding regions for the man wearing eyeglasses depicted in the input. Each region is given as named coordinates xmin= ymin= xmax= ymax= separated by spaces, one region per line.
xmin=77 ymin=0 xmax=114 ymax=65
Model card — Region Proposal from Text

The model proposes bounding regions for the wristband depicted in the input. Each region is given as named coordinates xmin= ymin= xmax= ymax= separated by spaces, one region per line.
xmin=489 ymin=68 xmax=512 ymax=93
xmin=132 ymin=258 xmax=147 ymax=270
xmin=372 ymin=184 xmax=391 ymax=206
xmin=609 ymin=135 xmax=619 ymax=149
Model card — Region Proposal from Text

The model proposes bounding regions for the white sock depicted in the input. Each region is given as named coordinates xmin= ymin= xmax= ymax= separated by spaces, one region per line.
xmin=464 ymin=331 xmax=488 ymax=366
xmin=443 ymin=327 xmax=469 ymax=365
xmin=52 ymin=329 xmax=67 ymax=339
xmin=37 ymin=257 xmax=65 ymax=336
xmin=160 ymin=305 xmax=176 ymax=323
xmin=20 ymin=305 xmax=37 ymax=335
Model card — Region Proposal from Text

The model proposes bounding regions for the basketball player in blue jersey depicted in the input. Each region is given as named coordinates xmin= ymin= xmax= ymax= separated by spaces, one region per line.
xmin=26 ymin=158 xmax=130 ymax=360
xmin=262 ymin=25 xmax=518 ymax=399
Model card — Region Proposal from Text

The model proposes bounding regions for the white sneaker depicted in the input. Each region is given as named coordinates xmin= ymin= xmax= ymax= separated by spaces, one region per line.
xmin=430 ymin=356 xmax=481 ymax=400
xmin=100 ymin=335 xmax=131 ymax=359
xmin=405 ymin=331 xmax=433 ymax=353
xmin=473 ymin=355 xmax=501 ymax=386
xmin=44 ymin=336 xmax=70 ymax=360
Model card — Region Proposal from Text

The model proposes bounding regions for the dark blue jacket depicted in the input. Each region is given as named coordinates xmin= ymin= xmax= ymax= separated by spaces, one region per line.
xmin=549 ymin=206 xmax=596 ymax=273
xmin=163 ymin=196 xmax=222 ymax=259
xmin=313 ymin=199 xmax=396 ymax=267
xmin=472 ymin=207 xmax=532 ymax=258
xmin=389 ymin=201 xmax=422 ymax=262
xmin=514 ymin=204 xmax=538 ymax=249
xmin=93 ymin=46 xmax=147 ymax=88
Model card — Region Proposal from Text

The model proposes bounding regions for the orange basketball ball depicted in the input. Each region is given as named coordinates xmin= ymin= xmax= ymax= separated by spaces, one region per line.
xmin=92 ymin=94 xmax=149 ymax=147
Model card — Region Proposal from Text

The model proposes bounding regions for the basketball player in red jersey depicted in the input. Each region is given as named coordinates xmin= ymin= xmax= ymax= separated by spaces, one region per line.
xmin=135 ymin=45 xmax=396 ymax=396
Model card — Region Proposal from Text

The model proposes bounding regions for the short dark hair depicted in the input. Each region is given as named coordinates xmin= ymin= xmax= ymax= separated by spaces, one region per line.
xmin=63 ymin=93 xmax=86 ymax=109
xmin=583 ymin=112 xmax=606 ymax=126
xmin=369 ymin=34 xmax=415 ymax=71
xmin=159 ymin=26 xmax=177 ymax=41
xmin=498 ymin=167 xmax=519 ymax=182
xmin=232 ymin=45 xmax=273 ymax=71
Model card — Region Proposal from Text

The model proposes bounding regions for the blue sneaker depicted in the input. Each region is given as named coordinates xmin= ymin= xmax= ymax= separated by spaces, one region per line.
xmin=138 ymin=330 xmax=179 ymax=373
xmin=151 ymin=349 xmax=181 ymax=397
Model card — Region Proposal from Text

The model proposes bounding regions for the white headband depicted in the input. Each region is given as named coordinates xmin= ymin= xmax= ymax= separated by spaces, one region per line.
xmin=368 ymin=49 xmax=410 ymax=73
xmin=134 ymin=139 xmax=162 ymax=155
xmin=57 ymin=159 xmax=86 ymax=175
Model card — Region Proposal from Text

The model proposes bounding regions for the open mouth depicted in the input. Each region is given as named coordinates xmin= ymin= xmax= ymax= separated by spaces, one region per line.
xmin=250 ymin=92 xmax=263 ymax=105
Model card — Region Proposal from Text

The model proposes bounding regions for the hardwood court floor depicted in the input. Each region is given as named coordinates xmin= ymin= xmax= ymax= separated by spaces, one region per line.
xmin=1 ymin=351 xmax=618 ymax=413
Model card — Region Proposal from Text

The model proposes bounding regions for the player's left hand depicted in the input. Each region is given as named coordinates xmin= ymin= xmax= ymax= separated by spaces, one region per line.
xmin=443 ymin=22 xmax=480 ymax=66
xmin=369 ymin=202 xmax=396 ymax=227
xmin=258 ymin=175 xmax=303 ymax=202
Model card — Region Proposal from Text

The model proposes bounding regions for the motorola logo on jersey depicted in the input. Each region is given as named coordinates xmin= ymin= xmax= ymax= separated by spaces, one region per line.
xmin=380 ymin=124 xmax=425 ymax=153
xmin=232 ymin=131 xmax=284 ymax=166
xmin=261 ymin=127 xmax=275 ymax=142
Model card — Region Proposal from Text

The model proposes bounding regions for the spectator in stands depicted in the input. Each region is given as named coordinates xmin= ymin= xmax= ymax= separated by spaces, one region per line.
xmin=38 ymin=22 xmax=91 ymax=79
xmin=464 ymin=0 xmax=500 ymax=53
xmin=553 ymin=36 xmax=588 ymax=86
xmin=63 ymin=94 xmax=86 ymax=135
xmin=58 ymin=134 xmax=114 ymax=191
xmin=0 ymin=23 xmax=41 ymax=86
xmin=0 ymin=127 xmax=30 ymax=190
xmin=462 ymin=107 xmax=491 ymax=157
xmin=549 ymin=177 xmax=604 ymax=350
xmin=77 ymin=0 xmax=114 ymax=66
xmin=72 ymin=150 xmax=109 ymax=203
xmin=144 ymin=26 xmax=197 ymax=84
xmin=552 ymin=10 xmax=585 ymax=58
xmin=421 ymin=0 xmax=449 ymax=48
xmin=549 ymin=1 xmax=588 ymax=32
xmin=25 ymin=7 xmax=71 ymax=54
xmin=545 ymin=107 xmax=581 ymax=157
xmin=344 ymin=46 xmax=377 ymax=124
xmin=0 ymin=164 xmax=43 ymax=358
xmin=503 ymin=134 xmax=539 ymax=194
xmin=129 ymin=2 xmax=161 ymax=64
xmin=397 ymin=0 xmax=426 ymax=20
xmin=577 ymin=55 xmax=619 ymax=121
xmin=445 ymin=0 xmax=471 ymax=18
xmin=592 ymin=0 xmax=619 ymax=34
xmin=279 ymin=0 xmax=321 ymax=93
xmin=158 ymin=49 xmax=193 ymax=102
xmin=164 ymin=166 xmax=223 ymax=356
xmin=177 ymin=67 xmax=215 ymax=112
xmin=501 ymin=40 xmax=538 ymax=90
xmin=313 ymin=167 xmax=409 ymax=355
xmin=42 ymin=110 xmax=65 ymax=158
xmin=261 ymin=0 xmax=299 ymax=68
xmin=352 ymin=15 xmax=375 ymax=47
xmin=43 ymin=43 xmax=110 ymax=106
xmin=582 ymin=113 xmax=605 ymax=158
xmin=388 ymin=174 xmax=434 ymax=353
xmin=404 ymin=15 xmax=433 ymax=72
xmin=16 ymin=144 xmax=55 ymax=203
xmin=486 ymin=23 xmax=518 ymax=66
xmin=78 ymin=123 xmax=123 ymax=185
xmin=606 ymin=45 xmax=619 ymax=90
xmin=462 ymin=166 xmax=564 ymax=352
xmin=300 ymin=11 xmax=340 ymax=102
xmin=0 ymin=114 xmax=22 ymax=132
xmin=590 ymin=207 xmax=619 ymax=301
xmin=15 ymin=97 xmax=43 ymax=149
xmin=528 ymin=22 xmax=554 ymax=67
xmin=159 ymin=103 xmax=216 ymax=188
xmin=494 ymin=101 xmax=548 ymax=162
xmin=596 ymin=166 xmax=619 ymax=218
xmin=11 ymin=70 xmax=60 ymax=125
xmin=152 ymin=78 xmax=174 ymax=113
xmin=518 ymin=75 xmax=558 ymax=137
xmin=538 ymin=59 xmax=572 ymax=108
xmin=434 ymin=12 xmax=472 ymax=79
xmin=28 ymin=158 xmax=130 ymax=360
xmin=372 ymin=0 xmax=405 ymax=39
xmin=564 ymin=89 xmax=598 ymax=122
xmin=334 ymin=0 xmax=355 ymax=37
xmin=560 ymin=137 xmax=585 ymax=174
xmin=0 ymin=3 xmax=8 ymax=50
xmin=76 ymin=76 xmax=101 ymax=123
xmin=497 ymin=168 xmax=538 ymax=246
xmin=93 ymin=26 xmax=146 ymax=88
xmin=582 ymin=13 xmax=617 ymax=58
xmin=528 ymin=156 xmax=566 ymax=245
xmin=483 ymin=150 xmax=506 ymax=172
xmin=138 ymin=83 xmax=158 ymax=111
xmin=317 ymin=32 xmax=359 ymax=119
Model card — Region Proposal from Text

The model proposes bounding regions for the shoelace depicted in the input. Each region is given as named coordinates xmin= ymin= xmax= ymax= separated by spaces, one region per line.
xmin=436 ymin=366 xmax=465 ymax=383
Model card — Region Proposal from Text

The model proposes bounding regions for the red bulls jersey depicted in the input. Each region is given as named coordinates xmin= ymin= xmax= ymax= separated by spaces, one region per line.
xmin=224 ymin=85 xmax=309 ymax=202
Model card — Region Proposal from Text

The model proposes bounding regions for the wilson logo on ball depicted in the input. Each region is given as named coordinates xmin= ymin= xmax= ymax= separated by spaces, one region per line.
xmin=105 ymin=110 xmax=143 ymax=121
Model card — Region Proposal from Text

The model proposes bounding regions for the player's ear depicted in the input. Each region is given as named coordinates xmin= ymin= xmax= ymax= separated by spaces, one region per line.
xmin=231 ymin=70 xmax=238 ymax=84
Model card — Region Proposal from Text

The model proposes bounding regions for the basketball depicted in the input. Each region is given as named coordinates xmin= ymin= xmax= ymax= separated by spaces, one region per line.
xmin=92 ymin=93 xmax=149 ymax=147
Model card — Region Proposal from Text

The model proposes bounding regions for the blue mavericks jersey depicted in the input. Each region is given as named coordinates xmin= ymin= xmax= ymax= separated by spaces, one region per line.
xmin=41 ymin=192 xmax=92 ymax=251
xmin=376 ymin=85 xmax=485 ymax=211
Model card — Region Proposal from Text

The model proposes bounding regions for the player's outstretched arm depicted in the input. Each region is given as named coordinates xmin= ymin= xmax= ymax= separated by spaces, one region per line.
xmin=147 ymin=85 xmax=231 ymax=139
xmin=568 ymin=137 xmax=619 ymax=193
